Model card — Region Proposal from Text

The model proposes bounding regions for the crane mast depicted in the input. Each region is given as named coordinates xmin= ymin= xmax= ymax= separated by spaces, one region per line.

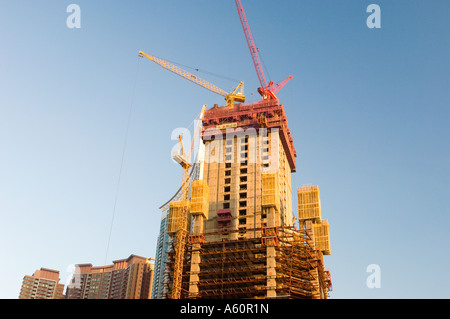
xmin=235 ymin=0 xmax=268 ymax=92
xmin=169 ymin=105 xmax=206 ymax=299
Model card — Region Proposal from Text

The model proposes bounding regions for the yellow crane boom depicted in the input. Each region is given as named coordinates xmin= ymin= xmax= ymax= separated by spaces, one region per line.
xmin=139 ymin=51 xmax=245 ymax=108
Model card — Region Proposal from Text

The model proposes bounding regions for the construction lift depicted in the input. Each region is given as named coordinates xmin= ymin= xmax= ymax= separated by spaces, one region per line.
xmin=235 ymin=0 xmax=293 ymax=101
xmin=139 ymin=51 xmax=245 ymax=108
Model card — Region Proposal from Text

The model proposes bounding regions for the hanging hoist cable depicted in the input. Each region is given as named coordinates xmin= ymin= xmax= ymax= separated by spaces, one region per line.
xmin=104 ymin=57 xmax=141 ymax=264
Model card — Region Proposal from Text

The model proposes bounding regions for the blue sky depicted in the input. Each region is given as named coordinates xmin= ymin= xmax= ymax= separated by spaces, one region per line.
xmin=0 ymin=0 xmax=449 ymax=299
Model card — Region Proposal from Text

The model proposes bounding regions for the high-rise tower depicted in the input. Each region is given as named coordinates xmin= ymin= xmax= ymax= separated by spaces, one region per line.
xmin=65 ymin=254 xmax=154 ymax=299
xmin=163 ymin=100 xmax=332 ymax=299
xmin=19 ymin=268 xmax=65 ymax=299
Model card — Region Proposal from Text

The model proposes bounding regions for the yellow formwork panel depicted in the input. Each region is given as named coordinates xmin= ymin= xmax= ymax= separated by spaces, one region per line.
xmin=168 ymin=200 xmax=191 ymax=235
xmin=262 ymin=173 xmax=279 ymax=211
xmin=313 ymin=219 xmax=331 ymax=255
xmin=190 ymin=180 xmax=210 ymax=219
xmin=297 ymin=185 xmax=321 ymax=221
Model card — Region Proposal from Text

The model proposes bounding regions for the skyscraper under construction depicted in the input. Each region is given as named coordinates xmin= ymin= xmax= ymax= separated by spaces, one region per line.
xmin=161 ymin=99 xmax=332 ymax=299
xmin=148 ymin=1 xmax=332 ymax=299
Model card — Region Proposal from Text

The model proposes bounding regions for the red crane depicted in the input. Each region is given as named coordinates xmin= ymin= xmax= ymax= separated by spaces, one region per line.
xmin=235 ymin=0 xmax=293 ymax=101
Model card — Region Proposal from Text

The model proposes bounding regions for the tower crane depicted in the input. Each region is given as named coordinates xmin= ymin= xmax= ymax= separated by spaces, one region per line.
xmin=172 ymin=134 xmax=191 ymax=202
xmin=235 ymin=0 xmax=293 ymax=101
xmin=139 ymin=51 xmax=245 ymax=108
xmin=169 ymin=133 xmax=190 ymax=300
xmin=169 ymin=105 xmax=207 ymax=299
xmin=172 ymin=104 xmax=207 ymax=201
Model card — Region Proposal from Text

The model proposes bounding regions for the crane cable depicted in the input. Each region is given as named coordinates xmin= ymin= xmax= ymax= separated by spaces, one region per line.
xmin=104 ymin=56 xmax=141 ymax=264
xmin=162 ymin=56 xmax=241 ymax=89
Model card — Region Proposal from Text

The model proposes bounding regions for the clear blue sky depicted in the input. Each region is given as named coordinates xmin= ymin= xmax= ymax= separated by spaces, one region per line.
xmin=0 ymin=0 xmax=448 ymax=299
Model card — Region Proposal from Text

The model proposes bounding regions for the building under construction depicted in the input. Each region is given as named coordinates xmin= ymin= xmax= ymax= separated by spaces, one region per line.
xmin=161 ymin=100 xmax=332 ymax=299
xmin=147 ymin=1 xmax=332 ymax=300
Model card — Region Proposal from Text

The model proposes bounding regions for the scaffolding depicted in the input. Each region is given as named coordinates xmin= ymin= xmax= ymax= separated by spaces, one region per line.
xmin=297 ymin=185 xmax=321 ymax=221
xmin=261 ymin=173 xmax=280 ymax=211
xmin=163 ymin=226 xmax=330 ymax=299
xmin=297 ymin=185 xmax=331 ymax=256
xmin=167 ymin=200 xmax=191 ymax=235
xmin=313 ymin=219 xmax=331 ymax=255
xmin=190 ymin=180 xmax=209 ymax=219
xmin=167 ymin=200 xmax=190 ymax=299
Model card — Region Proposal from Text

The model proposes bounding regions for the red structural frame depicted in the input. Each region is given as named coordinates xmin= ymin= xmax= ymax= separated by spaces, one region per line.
xmin=202 ymin=100 xmax=297 ymax=172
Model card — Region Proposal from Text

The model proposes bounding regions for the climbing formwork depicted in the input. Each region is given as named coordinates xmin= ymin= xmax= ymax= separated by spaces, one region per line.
xmin=261 ymin=173 xmax=279 ymax=211
xmin=190 ymin=180 xmax=209 ymax=219
xmin=313 ymin=219 xmax=331 ymax=255
xmin=297 ymin=185 xmax=321 ymax=221
xmin=167 ymin=200 xmax=191 ymax=235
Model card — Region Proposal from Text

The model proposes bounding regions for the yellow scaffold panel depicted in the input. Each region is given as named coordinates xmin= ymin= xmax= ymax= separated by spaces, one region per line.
xmin=168 ymin=200 xmax=191 ymax=235
xmin=190 ymin=179 xmax=210 ymax=219
xmin=262 ymin=173 xmax=280 ymax=211
xmin=297 ymin=185 xmax=321 ymax=221
xmin=313 ymin=219 xmax=331 ymax=255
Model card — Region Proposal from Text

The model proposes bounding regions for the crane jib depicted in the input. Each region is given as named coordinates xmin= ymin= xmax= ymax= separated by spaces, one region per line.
xmin=139 ymin=51 xmax=245 ymax=107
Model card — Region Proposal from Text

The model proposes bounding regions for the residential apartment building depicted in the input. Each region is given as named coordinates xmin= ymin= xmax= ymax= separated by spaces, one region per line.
xmin=19 ymin=267 xmax=65 ymax=299
xmin=65 ymin=254 xmax=154 ymax=299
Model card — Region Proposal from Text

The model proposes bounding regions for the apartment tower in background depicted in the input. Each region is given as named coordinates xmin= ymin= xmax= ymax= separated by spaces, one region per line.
xmin=65 ymin=254 xmax=154 ymax=299
xmin=151 ymin=207 xmax=172 ymax=299
xmin=19 ymin=267 xmax=65 ymax=299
